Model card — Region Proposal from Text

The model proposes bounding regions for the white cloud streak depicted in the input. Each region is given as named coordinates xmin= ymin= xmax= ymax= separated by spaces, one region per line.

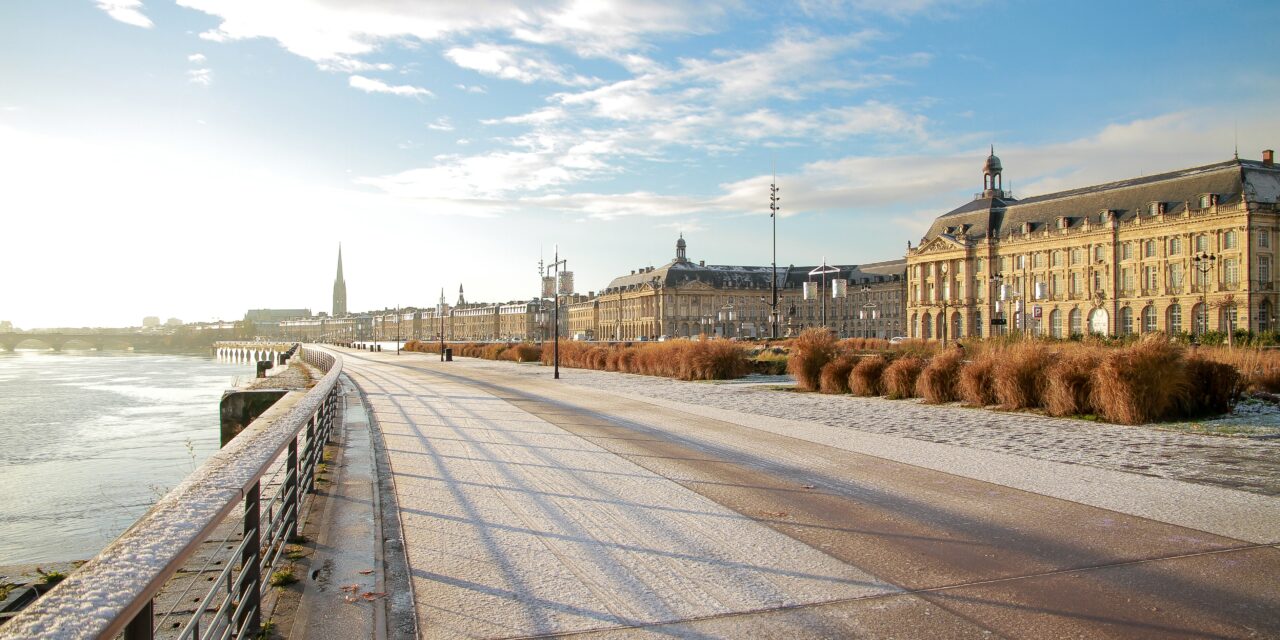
xmin=348 ymin=75 xmax=433 ymax=97
xmin=95 ymin=0 xmax=153 ymax=28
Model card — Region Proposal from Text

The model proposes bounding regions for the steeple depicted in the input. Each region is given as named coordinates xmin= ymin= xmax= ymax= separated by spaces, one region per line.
xmin=332 ymin=244 xmax=347 ymax=317
xmin=982 ymin=145 xmax=1004 ymax=197
xmin=456 ymin=283 xmax=466 ymax=306
xmin=676 ymin=234 xmax=688 ymax=263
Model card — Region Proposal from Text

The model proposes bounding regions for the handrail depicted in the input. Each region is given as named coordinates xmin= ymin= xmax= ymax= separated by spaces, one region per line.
xmin=0 ymin=347 xmax=342 ymax=640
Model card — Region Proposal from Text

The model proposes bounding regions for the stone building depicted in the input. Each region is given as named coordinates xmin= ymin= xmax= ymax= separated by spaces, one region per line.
xmin=595 ymin=237 xmax=906 ymax=340
xmin=906 ymin=149 xmax=1280 ymax=340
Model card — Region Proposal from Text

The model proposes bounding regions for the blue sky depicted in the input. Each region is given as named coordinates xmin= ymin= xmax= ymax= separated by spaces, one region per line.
xmin=3 ymin=0 xmax=1279 ymax=327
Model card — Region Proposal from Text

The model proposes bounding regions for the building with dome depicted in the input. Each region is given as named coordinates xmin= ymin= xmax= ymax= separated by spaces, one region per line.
xmin=906 ymin=149 xmax=1280 ymax=340
xmin=589 ymin=236 xmax=906 ymax=340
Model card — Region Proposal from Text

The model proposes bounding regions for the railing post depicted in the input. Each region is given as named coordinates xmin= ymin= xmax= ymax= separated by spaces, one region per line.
xmin=285 ymin=437 xmax=299 ymax=540
xmin=124 ymin=599 xmax=153 ymax=640
xmin=304 ymin=416 xmax=316 ymax=494
xmin=238 ymin=482 xmax=261 ymax=635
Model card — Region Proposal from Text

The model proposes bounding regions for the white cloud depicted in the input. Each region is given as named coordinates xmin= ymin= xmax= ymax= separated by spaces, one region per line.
xmin=187 ymin=53 xmax=207 ymax=63
xmin=445 ymin=43 xmax=597 ymax=86
xmin=482 ymin=107 xmax=567 ymax=126
xmin=455 ymin=83 xmax=487 ymax=94
xmin=426 ymin=117 xmax=454 ymax=131
xmin=174 ymin=0 xmax=731 ymax=67
xmin=95 ymin=0 xmax=153 ymax=28
xmin=187 ymin=68 xmax=213 ymax=86
xmin=348 ymin=75 xmax=433 ymax=97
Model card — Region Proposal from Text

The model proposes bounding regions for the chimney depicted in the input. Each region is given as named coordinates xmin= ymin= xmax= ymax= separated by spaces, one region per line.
xmin=699 ymin=260 xmax=705 ymax=267
xmin=1264 ymin=149 xmax=1275 ymax=167
xmin=630 ymin=270 xmax=635 ymax=275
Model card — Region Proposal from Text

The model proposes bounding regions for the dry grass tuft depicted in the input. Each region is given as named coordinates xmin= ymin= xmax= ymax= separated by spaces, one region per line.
xmin=917 ymin=349 xmax=964 ymax=404
xmin=1180 ymin=356 xmax=1241 ymax=417
xmin=819 ymin=354 xmax=859 ymax=394
xmin=883 ymin=356 xmax=926 ymax=400
xmin=992 ymin=342 xmax=1052 ymax=410
xmin=1091 ymin=340 xmax=1189 ymax=424
xmin=957 ymin=351 xmax=998 ymax=407
xmin=849 ymin=355 xmax=888 ymax=397
xmin=787 ymin=329 xmax=838 ymax=392
xmin=1044 ymin=350 xmax=1101 ymax=417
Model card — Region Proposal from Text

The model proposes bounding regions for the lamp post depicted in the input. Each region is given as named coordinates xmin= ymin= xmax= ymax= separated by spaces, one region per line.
xmin=808 ymin=259 xmax=840 ymax=332
xmin=769 ymin=177 xmax=780 ymax=339
xmin=859 ymin=284 xmax=873 ymax=338
xmin=989 ymin=273 xmax=1005 ymax=336
xmin=939 ymin=263 xmax=949 ymax=348
xmin=1192 ymin=252 xmax=1217 ymax=343
xmin=438 ymin=289 xmax=446 ymax=362
xmin=717 ymin=303 xmax=736 ymax=338
xmin=395 ymin=305 xmax=401 ymax=355
xmin=542 ymin=246 xmax=568 ymax=379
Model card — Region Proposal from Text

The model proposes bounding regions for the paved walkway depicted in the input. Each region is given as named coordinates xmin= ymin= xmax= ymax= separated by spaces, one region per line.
xmin=339 ymin=349 xmax=1280 ymax=639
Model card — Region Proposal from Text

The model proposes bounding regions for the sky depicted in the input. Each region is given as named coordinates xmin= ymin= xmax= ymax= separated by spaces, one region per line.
xmin=2 ymin=0 xmax=1279 ymax=328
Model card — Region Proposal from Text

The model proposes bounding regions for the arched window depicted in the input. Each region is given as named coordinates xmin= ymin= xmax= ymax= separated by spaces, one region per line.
xmin=1143 ymin=305 xmax=1157 ymax=333
xmin=921 ymin=312 xmax=932 ymax=339
xmin=1261 ymin=301 xmax=1272 ymax=333
xmin=1192 ymin=303 xmax=1207 ymax=335
xmin=1168 ymin=304 xmax=1182 ymax=334
xmin=973 ymin=311 xmax=982 ymax=337
xmin=1069 ymin=308 xmax=1083 ymax=336
xmin=951 ymin=312 xmax=962 ymax=339
xmin=1120 ymin=307 xmax=1133 ymax=335
xmin=909 ymin=313 xmax=917 ymax=338
xmin=1050 ymin=309 xmax=1063 ymax=338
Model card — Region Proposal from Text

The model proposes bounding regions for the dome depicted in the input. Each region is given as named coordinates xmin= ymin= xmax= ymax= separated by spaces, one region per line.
xmin=677 ymin=236 xmax=686 ymax=248
xmin=983 ymin=146 xmax=1002 ymax=175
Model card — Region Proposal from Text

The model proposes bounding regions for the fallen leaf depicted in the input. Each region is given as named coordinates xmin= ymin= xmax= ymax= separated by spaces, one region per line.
xmin=362 ymin=591 xmax=388 ymax=600
xmin=339 ymin=584 xmax=361 ymax=593
xmin=358 ymin=570 xmax=374 ymax=575
xmin=343 ymin=595 xmax=359 ymax=603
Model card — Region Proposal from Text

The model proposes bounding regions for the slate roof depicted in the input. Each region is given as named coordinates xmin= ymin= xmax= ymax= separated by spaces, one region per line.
xmin=922 ymin=158 xmax=1280 ymax=243
xmin=603 ymin=256 xmax=904 ymax=293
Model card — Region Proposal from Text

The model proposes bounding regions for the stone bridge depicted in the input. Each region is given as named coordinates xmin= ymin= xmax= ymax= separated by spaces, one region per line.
xmin=0 ymin=332 xmax=168 ymax=352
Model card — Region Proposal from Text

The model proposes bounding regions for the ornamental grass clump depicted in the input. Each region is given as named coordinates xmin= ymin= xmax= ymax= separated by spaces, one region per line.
xmin=1180 ymin=356 xmax=1240 ymax=417
xmin=1043 ymin=349 xmax=1101 ymax=417
xmin=992 ymin=342 xmax=1052 ymax=410
xmin=787 ymin=329 xmax=839 ymax=392
xmin=849 ymin=355 xmax=888 ymax=397
xmin=819 ymin=354 xmax=859 ymax=394
xmin=682 ymin=339 xmax=751 ymax=380
xmin=917 ymin=349 xmax=964 ymax=404
xmin=1091 ymin=339 xmax=1189 ymax=424
xmin=957 ymin=350 xmax=998 ymax=407
xmin=883 ymin=356 xmax=926 ymax=400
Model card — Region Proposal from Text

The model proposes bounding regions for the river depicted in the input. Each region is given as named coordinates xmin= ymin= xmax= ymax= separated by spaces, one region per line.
xmin=0 ymin=350 xmax=248 ymax=565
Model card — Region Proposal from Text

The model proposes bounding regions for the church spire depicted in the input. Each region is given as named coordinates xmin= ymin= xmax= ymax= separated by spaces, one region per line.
xmin=332 ymin=244 xmax=348 ymax=317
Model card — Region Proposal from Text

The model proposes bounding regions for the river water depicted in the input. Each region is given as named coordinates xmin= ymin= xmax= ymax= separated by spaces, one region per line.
xmin=0 ymin=350 xmax=248 ymax=565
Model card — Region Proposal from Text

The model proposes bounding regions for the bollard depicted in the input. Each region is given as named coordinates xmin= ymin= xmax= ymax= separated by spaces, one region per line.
xmin=445 ymin=347 xmax=453 ymax=362
xmin=256 ymin=360 xmax=272 ymax=378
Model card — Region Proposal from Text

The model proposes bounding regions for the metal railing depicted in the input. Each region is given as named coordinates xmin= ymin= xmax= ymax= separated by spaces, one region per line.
xmin=0 ymin=347 xmax=342 ymax=640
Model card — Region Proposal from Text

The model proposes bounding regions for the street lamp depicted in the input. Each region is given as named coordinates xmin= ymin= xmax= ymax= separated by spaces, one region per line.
xmin=717 ymin=303 xmax=736 ymax=338
xmin=989 ymin=273 xmax=1006 ymax=336
xmin=541 ymin=246 xmax=568 ymax=379
xmin=939 ymin=263 xmax=949 ymax=348
xmin=1192 ymin=252 xmax=1217 ymax=343
xmin=808 ymin=259 xmax=840 ymax=332
xmin=859 ymin=284 xmax=874 ymax=338
xmin=769 ymin=176 xmax=781 ymax=339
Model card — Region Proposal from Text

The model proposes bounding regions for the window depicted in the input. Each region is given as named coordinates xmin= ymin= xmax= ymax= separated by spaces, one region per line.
xmin=1051 ymin=251 xmax=1063 ymax=267
xmin=1122 ymin=243 xmax=1134 ymax=260
xmin=1168 ymin=304 xmax=1182 ymax=334
xmin=1169 ymin=264 xmax=1184 ymax=290
xmin=1200 ymin=194 xmax=1216 ymax=208
xmin=974 ymin=259 xmax=984 ymax=273
xmin=1121 ymin=267 xmax=1135 ymax=293
xmin=1050 ymin=309 xmax=1063 ymax=338
xmin=1225 ymin=230 xmax=1237 ymax=250
xmin=1016 ymin=255 xmax=1025 ymax=270
xmin=1262 ymin=256 xmax=1272 ymax=284
xmin=1071 ymin=248 xmax=1083 ymax=265
xmin=1170 ymin=237 xmax=1182 ymax=255
xmin=1224 ymin=307 xmax=1237 ymax=333
xmin=1094 ymin=245 xmax=1105 ymax=262
xmin=1033 ymin=253 xmax=1045 ymax=268
xmin=1145 ymin=266 xmax=1159 ymax=290
xmin=1143 ymin=305 xmax=1157 ymax=333
xmin=1195 ymin=234 xmax=1209 ymax=252
xmin=974 ymin=311 xmax=982 ymax=337
xmin=1260 ymin=230 xmax=1271 ymax=249
xmin=1144 ymin=240 xmax=1156 ymax=258
xmin=1071 ymin=272 xmax=1083 ymax=295
xmin=1051 ymin=273 xmax=1062 ymax=296
xmin=1120 ymin=307 xmax=1133 ymax=335
xmin=1069 ymin=308 xmax=1083 ymax=336
xmin=1149 ymin=202 xmax=1163 ymax=215
xmin=1093 ymin=270 xmax=1105 ymax=293
xmin=1225 ymin=258 xmax=1239 ymax=285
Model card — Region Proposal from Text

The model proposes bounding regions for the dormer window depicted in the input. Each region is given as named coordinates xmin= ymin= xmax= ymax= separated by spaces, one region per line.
xmin=1021 ymin=221 xmax=1033 ymax=234
xmin=1149 ymin=202 xmax=1165 ymax=215
xmin=1057 ymin=216 xmax=1068 ymax=229
xmin=1200 ymin=194 xmax=1217 ymax=208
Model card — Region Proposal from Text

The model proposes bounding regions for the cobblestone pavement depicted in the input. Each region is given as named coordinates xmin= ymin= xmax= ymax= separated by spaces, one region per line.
xmin=463 ymin=359 xmax=1280 ymax=496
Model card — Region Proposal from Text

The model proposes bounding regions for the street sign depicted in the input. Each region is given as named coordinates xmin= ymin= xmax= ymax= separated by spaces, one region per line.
xmin=991 ymin=318 xmax=1008 ymax=326
xmin=1033 ymin=306 xmax=1043 ymax=319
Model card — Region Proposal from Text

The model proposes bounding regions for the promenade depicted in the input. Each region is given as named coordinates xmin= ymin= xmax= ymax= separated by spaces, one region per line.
xmin=338 ymin=348 xmax=1280 ymax=639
